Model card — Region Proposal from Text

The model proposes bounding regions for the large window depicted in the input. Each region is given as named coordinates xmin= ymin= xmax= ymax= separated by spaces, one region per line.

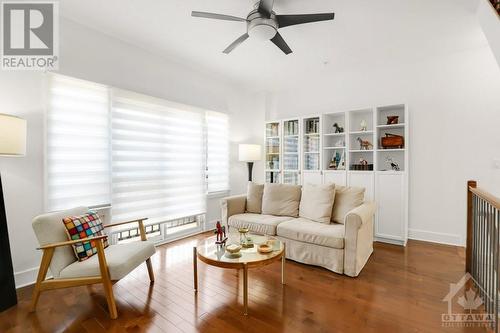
xmin=46 ymin=75 xmax=111 ymax=211
xmin=206 ymin=111 xmax=229 ymax=194
xmin=46 ymin=74 xmax=229 ymax=235
xmin=111 ymin=90 xmax=206 ymax=224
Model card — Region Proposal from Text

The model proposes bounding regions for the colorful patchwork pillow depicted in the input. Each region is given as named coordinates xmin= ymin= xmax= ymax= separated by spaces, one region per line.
xmin=62 ymin=211 xmax=109 ymax=261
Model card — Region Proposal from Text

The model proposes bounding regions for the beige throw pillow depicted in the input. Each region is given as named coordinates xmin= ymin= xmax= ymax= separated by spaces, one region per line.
xmin=246 ymin=182 xmax=264 ymax=213
xmin=331 ymin=186 xmax=365 ymax=224
xmin=299 ymin=184 xmax=336 ymax=223
xmin=261 ymin=183 xmax=302 ymax=217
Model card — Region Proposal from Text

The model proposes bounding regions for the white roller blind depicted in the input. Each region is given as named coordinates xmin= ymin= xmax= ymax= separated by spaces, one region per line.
xmin=206 ymin=111 xmax=229 ymax=193
xmin=111 ymin=90 xmax=206 ymax=224
xmin=46 ymin=74 xmax=111 ymax=211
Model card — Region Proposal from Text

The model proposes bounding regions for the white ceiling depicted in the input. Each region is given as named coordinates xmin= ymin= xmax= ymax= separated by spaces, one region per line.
xmin=60 ymin=0 xmax=484 ymax=91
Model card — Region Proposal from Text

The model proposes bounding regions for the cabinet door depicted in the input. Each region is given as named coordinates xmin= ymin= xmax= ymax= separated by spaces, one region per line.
xmin=283 ymin=171 xmax=300 ymax=185
xmin=323 ymin=171 xmax=346 ymax=186
xmin=375 ymin=173 xmax=405 ymax=242
xmin=347 ymin=172 xmax=374 ymax=201
xmin=302 ymin=171 xmax=322 ymax=185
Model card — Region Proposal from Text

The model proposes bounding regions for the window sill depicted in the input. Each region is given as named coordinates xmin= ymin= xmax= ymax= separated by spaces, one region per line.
xmin=207 ymin=190 xmax=230 ymax=199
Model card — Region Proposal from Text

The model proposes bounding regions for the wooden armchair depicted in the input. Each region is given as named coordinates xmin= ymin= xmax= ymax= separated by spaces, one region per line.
xmin=30 ymin=206 xmax=156 ymax=319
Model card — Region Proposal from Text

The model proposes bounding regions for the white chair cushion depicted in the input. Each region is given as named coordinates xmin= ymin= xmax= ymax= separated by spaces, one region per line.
xmin=261 ymin=183 xmax=302 ymax=217
xmin=299 ymin=183 xmax=336 ymax=223
xmin=59 ymin=241 xmax=156 ymax=280
xmin=228 ymin=213 xmax=295 ymax=236
xmin=277 ymin=218 xmax=345 ymax=249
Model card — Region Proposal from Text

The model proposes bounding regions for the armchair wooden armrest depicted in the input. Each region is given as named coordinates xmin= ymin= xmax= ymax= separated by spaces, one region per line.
xmin=103 ymin=218 xmax=149 ymax=241
xmin=37 ymin=235 xmax=108 ymax=250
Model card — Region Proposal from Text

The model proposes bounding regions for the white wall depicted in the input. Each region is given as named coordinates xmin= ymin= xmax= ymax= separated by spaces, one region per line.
xmin=0 ymin=18 xmax=264 ymax=287
xmin=266 ymin=45 xmax=500 ymax=246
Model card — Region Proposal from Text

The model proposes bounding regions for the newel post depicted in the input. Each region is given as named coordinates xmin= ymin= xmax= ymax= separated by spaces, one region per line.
xmin=465 ymin=180 xmax=477 ymax=273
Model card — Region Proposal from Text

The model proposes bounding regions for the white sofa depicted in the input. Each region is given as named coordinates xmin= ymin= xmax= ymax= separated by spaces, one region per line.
xmin=221 ymin=183 xmax=376 ymax=277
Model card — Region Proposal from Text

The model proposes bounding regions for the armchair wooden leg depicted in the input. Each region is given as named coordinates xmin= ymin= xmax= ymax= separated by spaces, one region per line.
xmin=30 ymin=248 xmax=54 ymax=312
xmin=146 ymin=258 xmax=155 ymax=283
xmin=96 ymin=241 xmax=118 ymax=319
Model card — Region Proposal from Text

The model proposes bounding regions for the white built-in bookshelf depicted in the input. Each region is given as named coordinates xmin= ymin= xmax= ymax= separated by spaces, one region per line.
xmin=264 ymin=104 xmax=409 ymax=245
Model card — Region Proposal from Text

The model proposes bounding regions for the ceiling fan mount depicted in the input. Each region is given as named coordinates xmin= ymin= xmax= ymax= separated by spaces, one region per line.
xmin=192 ymin=0 xmax=335 ymax=55
xmin=246 ymin=9 xmax=278 ymax=41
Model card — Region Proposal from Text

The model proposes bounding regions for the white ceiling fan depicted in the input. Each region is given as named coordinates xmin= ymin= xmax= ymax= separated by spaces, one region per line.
xmin=192 ymin=0 xmax=335 ymax=55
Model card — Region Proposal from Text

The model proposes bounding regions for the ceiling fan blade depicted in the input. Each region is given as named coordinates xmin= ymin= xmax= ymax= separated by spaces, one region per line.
xmin=191 ymin=11 xmax=247 ymax=22
xmin=258 ymin=0 xmax=275 ymax=17
xmin=223 ymin=33 xmax=249 ymax=54
xmin=270 ymin=32 xmax=292 ymax=55
xmin=276 ymin=13 xmax=335 ymax=28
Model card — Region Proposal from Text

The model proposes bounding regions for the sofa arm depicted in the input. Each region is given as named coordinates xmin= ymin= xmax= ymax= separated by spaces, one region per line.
xmin=343 ymin=201 xmax=376 ymax=277
xmin=221 ymin=195 xmax=247 ymax=226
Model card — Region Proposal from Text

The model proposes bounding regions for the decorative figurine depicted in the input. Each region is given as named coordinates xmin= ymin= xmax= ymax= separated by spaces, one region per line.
xmin=386 ymin=156 xmax=401 ymax=171
xmin=338 ymin=151 xmax=346 ymax=170
xmin=360 ymin=120 xmax=368 ymax=131
xmin=357 ymin=137 xmax=373 ymax=150
xmin=214 ymin=221 xmax=227 ymax=244
xmin=386 ymin=116 xmax=399 ymax=125
xmin=359 ymin=158 xmax=368 ymax=166
xmin=329 ymin=156 xmax=338 ymax=169
xmin=333 ymin=123 xmax=344 ymax=133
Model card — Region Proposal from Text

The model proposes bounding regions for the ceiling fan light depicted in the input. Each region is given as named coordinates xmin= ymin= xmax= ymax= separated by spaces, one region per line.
xmin=248 ymin=24 xmax=277 ymax=41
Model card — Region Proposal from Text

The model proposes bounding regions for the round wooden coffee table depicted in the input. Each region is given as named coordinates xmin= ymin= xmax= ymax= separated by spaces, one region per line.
xmin=193 ymin=233 xmax=285 ymax=315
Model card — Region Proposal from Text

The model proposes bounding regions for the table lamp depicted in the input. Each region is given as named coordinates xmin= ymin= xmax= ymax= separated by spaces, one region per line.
xmin=0 ymin=114 xmax=27 ymax=311
xmin=238 ymin=144 xmax=261 ymax=182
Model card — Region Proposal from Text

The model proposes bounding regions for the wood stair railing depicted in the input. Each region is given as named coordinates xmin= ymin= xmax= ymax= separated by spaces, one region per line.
xmin=466 ymin=180 xmax=500 ymax=332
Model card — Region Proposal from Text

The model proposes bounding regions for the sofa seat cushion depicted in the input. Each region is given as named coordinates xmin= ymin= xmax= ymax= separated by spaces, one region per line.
xmin=277 ymin=218 xmax=345 ymax=249
xmin=59 ymin=241 xmax=156 ymax=280
xmin=228 ymin=213 xmax=295 ymax=236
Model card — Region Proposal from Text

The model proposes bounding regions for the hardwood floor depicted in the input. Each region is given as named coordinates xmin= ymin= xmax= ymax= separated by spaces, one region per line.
xmin=0 ymin=233 xmax=485 ymax=332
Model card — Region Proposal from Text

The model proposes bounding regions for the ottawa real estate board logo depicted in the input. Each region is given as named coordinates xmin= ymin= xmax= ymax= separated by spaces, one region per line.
xmin=1 ymin=1 xmax=58 ymax=70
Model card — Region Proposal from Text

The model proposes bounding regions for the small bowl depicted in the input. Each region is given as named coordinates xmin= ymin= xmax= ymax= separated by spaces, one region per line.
xmin=258 ymin=244 xmax=272 ymax=254
xmin=238 ymin=227 xmax=249 ymax=234
xmin=225 ymin=243 xmax=241 ymax=254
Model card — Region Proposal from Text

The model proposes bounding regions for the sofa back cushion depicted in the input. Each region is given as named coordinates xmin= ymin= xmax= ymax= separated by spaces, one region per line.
xmin=331 ymin=186 xmax=365 ymax=224
xmin=246 ymin=182 xmax=264 ymax=213
xmin=262 ymin=183 xmax=301 ymax=217
xmin=299 ymin=184 xmax=336 ymax=223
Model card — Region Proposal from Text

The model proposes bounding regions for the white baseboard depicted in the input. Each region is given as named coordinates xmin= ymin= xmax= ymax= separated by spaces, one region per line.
xmin=14 ymin=266 xmax=47 ymax=289
xmin=408 ymin=228 xmax=464 ymax=247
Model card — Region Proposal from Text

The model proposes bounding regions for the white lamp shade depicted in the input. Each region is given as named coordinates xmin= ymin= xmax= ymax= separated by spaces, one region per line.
xmin=239 ymin=144 xmax=261 ymax=162
xmin=0 ymin=114 xmax=27 ymax=156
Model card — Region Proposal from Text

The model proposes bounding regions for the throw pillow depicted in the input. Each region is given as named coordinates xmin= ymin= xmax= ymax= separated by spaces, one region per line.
xmin=62 ymin=211 xmax=109 ymax=261
xmin=331 ymin=186 xmax=365 ymax=224
xmin=299 ymin=183 xmax=336 ymax=223
xmin=246 ymin=182 xmax=264 ymax=213
xmin=261 ymin=183 xmax=302 ymax=217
